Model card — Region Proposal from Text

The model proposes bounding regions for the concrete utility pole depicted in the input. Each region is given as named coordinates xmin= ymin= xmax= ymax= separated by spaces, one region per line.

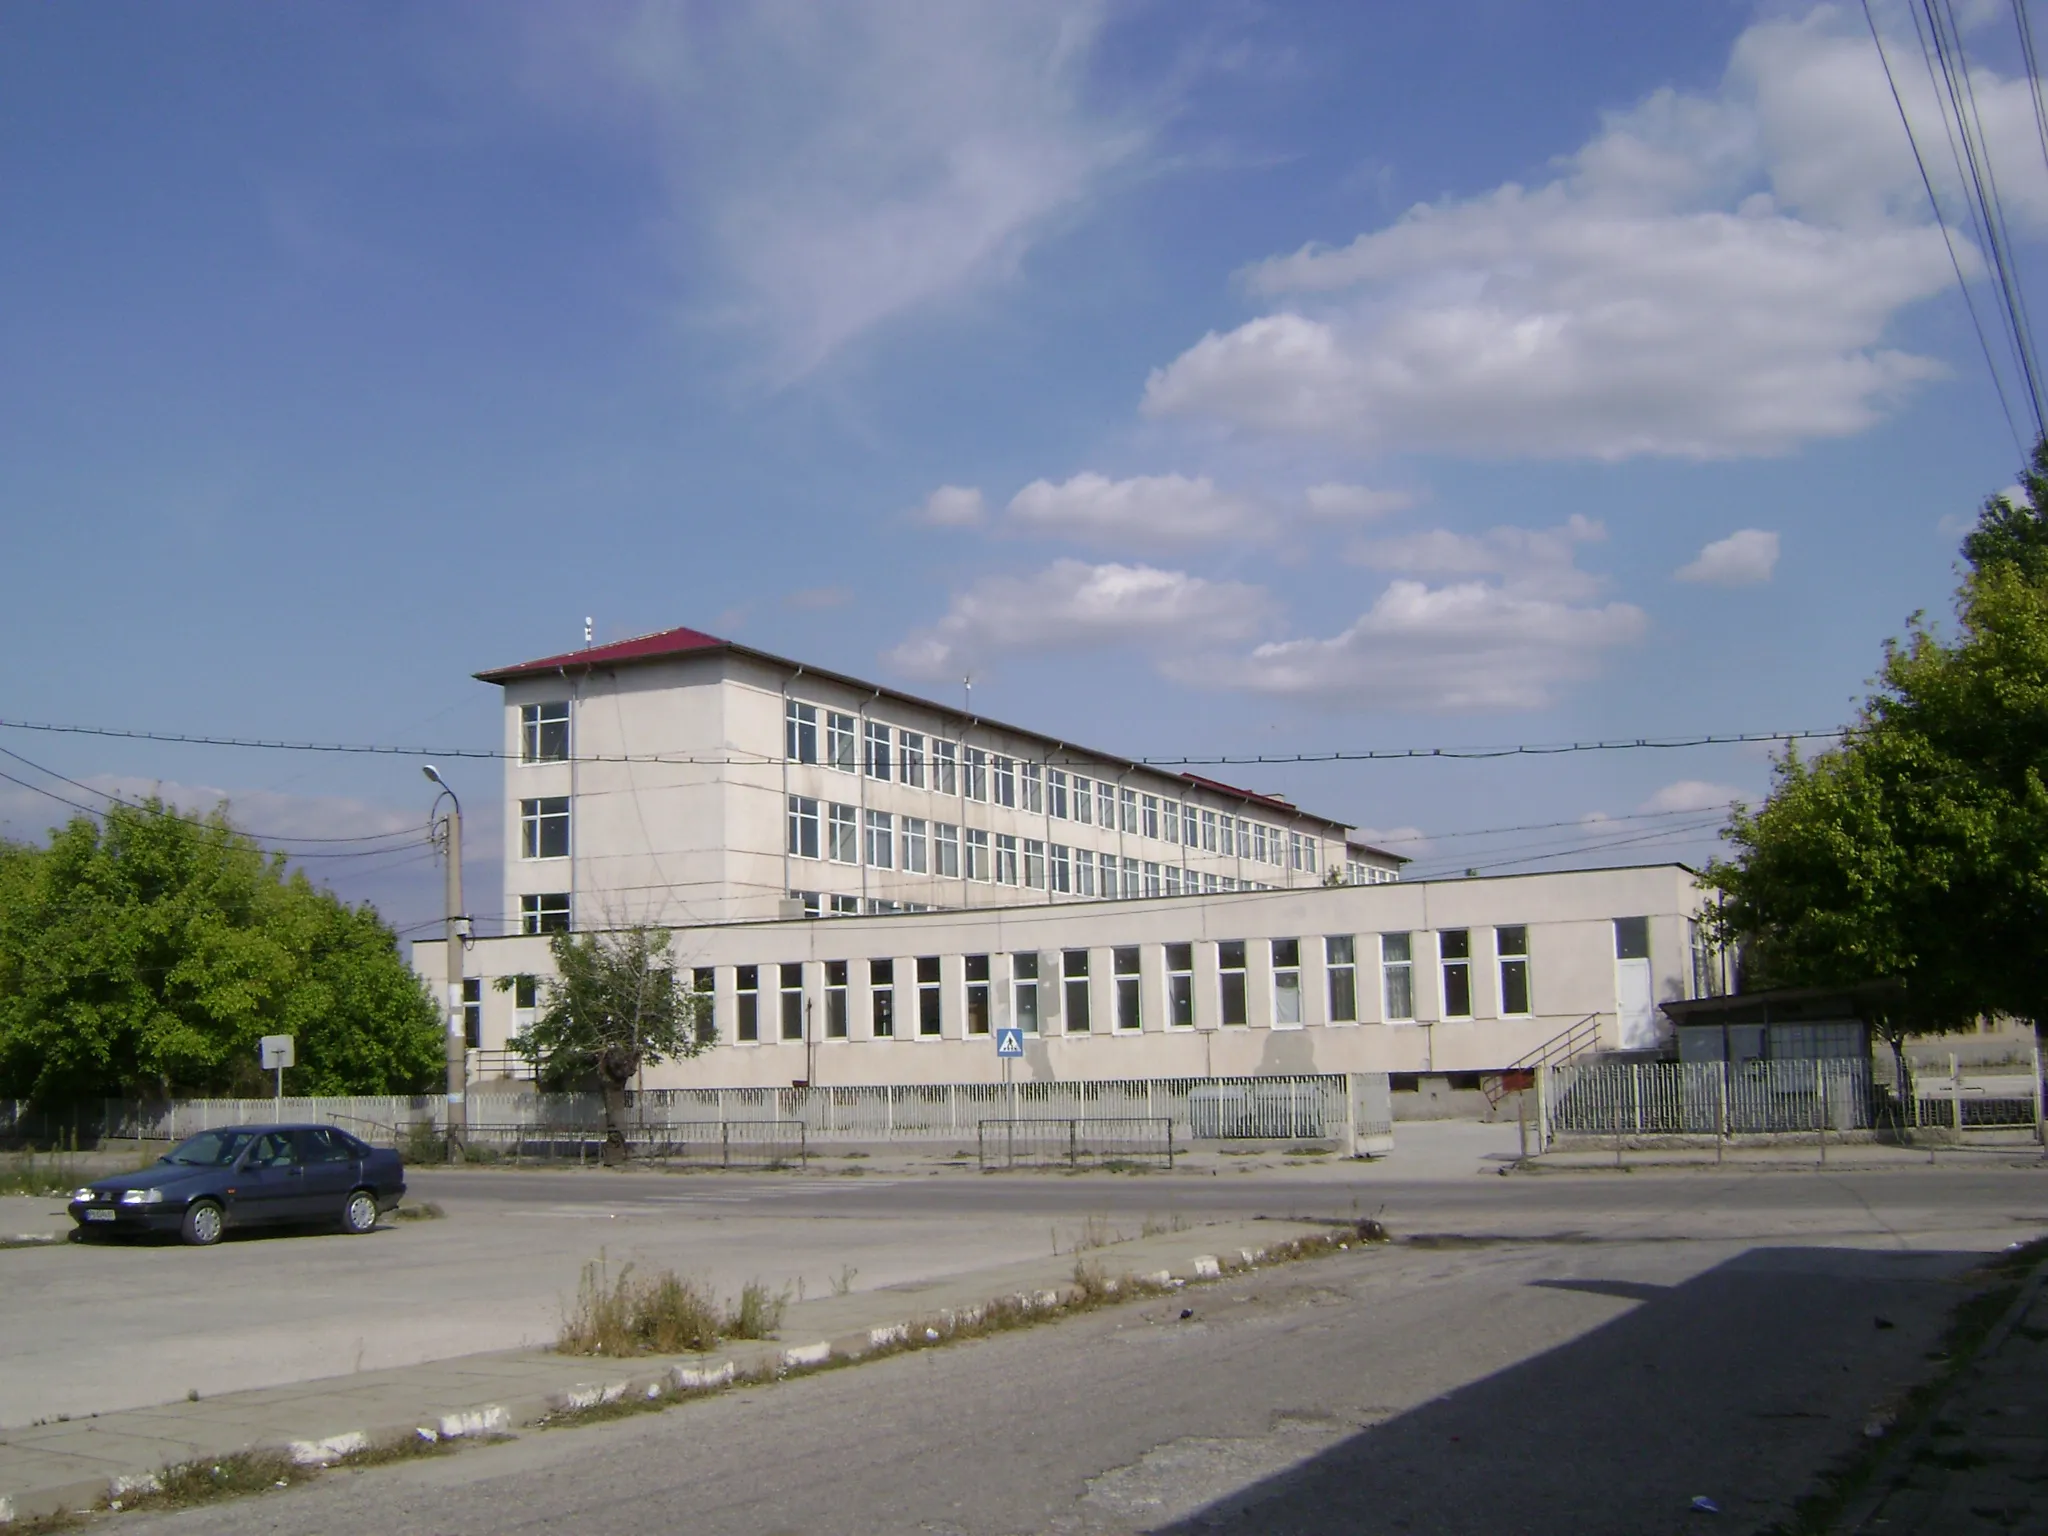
xmin=424 ymin=765 xmax=466 ymax=1162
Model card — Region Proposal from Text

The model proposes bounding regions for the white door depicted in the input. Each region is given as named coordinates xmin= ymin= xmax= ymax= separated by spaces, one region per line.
xmin=1616 ymin=958 xmax=1654 ymax=1049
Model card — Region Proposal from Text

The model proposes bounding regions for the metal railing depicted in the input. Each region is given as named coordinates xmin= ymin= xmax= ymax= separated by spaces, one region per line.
xmin=977 ymin=1117 xmax=1175 ymax=1170
xmin=1484 ymin=1013 xmax=1602 ymax=1107
xmin=464 ymin=1118 xmax=808 ymax=1167
xmin=1548 ymin=1058 xmax=1873 ymax=1136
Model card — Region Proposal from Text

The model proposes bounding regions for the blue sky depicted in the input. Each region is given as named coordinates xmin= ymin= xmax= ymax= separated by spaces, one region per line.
xmin=3 ymin=1 xmax=2044 ymax=937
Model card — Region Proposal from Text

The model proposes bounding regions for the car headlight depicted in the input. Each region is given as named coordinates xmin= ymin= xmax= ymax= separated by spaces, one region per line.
xmin=118 ymin=1188 xmax=164 ymax=1206
xmin=71 ymin=1187 xmax=96 ymax=1204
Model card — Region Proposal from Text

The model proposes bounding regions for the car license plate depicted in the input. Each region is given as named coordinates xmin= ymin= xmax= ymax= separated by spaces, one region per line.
xmin=84 ymin=1209 xmax=115 ymax=1222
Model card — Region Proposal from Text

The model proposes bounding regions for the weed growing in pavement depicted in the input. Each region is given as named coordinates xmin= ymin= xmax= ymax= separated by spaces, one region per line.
xmin=402 ymin=1121 xmax=443 ymax=1165
xmin=831 ymin=1265 xmax=860 ymax=1296
xmin=725 ymin=1280 xmax=789 ymax=1340
xmin=557 ymin=1258 xmax=790 ymax=1356
xmin=1139 ymin=1214 xmax=1192 ymax=1238
xmin=0 ymin=1148 xmax=85 ymax=1197
xmin=389 ymin=1201 xmax=446 ymax=1222
xmin=1760 ymin=1235 xmax=2048 ymax=1535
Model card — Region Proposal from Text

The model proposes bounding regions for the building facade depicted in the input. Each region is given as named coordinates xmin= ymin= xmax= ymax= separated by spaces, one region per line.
xmin=479 ymin=625 xmax=1403 ymax=934
xmin=418 ymin=863 xmax=1711 ymax=1090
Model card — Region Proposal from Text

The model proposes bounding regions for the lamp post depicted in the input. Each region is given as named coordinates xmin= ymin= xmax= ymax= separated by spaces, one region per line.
xmin=423 ymin=765 xmax=466 ymax=1162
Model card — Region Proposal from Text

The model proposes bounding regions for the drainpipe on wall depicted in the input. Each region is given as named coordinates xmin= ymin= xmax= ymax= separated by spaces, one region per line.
xmin=782 ymin=666 xmax=804 ymax=909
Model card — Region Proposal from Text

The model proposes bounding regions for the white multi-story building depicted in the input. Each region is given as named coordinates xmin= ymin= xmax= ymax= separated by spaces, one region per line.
xmin=478 ymin=624 xmax=1404 ymax=935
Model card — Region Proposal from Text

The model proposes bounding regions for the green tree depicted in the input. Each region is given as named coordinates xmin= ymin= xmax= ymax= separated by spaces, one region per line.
xmin=1708 ymin=452 xmax=2048 ymax=1041
xmin=0 ymin=799 xmax=443 ymax=1102
xmin=505 ymin=926 xmax=711 ymax=1164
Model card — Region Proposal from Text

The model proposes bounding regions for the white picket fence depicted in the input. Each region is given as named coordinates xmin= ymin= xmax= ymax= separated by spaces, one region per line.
xmin=87 ymin=1074 xmax=1377 ymax=1146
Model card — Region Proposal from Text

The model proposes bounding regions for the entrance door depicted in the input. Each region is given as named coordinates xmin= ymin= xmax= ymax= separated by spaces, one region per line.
xmin=1614 ymin=917 xmax=1655 ymax=1050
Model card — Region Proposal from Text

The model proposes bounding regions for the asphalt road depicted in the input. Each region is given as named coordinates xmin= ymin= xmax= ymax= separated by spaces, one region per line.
xmin=113 ymin=1195 xmax=2015 ymax=1536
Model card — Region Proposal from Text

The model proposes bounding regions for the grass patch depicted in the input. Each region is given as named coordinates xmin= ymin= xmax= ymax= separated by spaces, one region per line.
xmin=389 ymin=1201 xmax=446 ymax=1222
xmin=557 ymin=1257 xmax=788 ymax=1356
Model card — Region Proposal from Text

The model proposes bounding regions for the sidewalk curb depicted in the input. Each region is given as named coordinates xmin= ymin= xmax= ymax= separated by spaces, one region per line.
xmin=0 ymin=1222 xmax=1344 ymax=1525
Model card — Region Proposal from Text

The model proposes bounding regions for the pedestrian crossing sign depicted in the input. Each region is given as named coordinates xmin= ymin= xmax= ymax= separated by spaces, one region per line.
xmin=995 ymin=1026 xmax=1025 ymax=1058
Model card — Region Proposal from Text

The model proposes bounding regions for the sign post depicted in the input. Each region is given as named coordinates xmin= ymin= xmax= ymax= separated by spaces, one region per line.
xmin=995 ymin=1025 xmax=1023 ymax=1115
xmin=259 ymin=1035 xmax=295 ymax=1108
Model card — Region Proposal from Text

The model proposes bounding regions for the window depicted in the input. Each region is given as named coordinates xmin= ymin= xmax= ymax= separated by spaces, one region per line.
xmin=521 ymin=893 xmax=570 ymax=934
xmin=1118 ymin=786 xmax=1138 ymax=833
xmin=993 ymin=755 xmax=1015 ymax=807
xmin=965 ymin=954 xmax=991 ymax=1035
xmin=1272 ymin=939 xmax=1301 ymax=1026
xmin=736 ymin=965 xmax=759 ymax=1043
xmin=784 ymin=700 xmax=818 ymax=765
xmin=902 ymin=817 xmax=928 ymax=874
xmin=1099 ymin=851 xmax=1119 ymax=898
xmin=865 ymin=809 xmax=894 ymax=869
xmin=964 ymin=746 xmax=988 ymax=802
xmin=966 ymin=828 xmax=990 ymax=881
xmin=935 ymin=822 xmax=961 ymax=877
xmin=521 ymin=702 xmax=569 ymax=763
xmin=869 ymin=958 xmax=894 ymax=1038
xmin=826 ymin=711 xmax=856 ymax=773
xmin=1141 ymin=794 xmax=1159 ymax=839
xmin=830 ymin=894 xmax=860 ymax=916
xmin=692 ymin=968 xmax=714 ymax=1042
xmin=933 ymin=739 xmax=959 ymax=796
xmin=1326 ymin=936 xmax=1357 ymax=1023
xmin=1143 ymin=861 xmax=1161 ymax=898
xmin=865 ymin=721 xmax=892 ymax=781
xmin=1615 ymin=916 xmax=1650 ymax=961
xmin=1203 ymin=872 xmax=1219 ymax=893
xmin=1380 ymin=933 xmax=1415 ymax=1019
xmin=1097 ymin=781 xmax=1116 ymax=827
xmin=514 ymin=974 xmax=540 ymax=1012
xmin=1050 ymin=843 xmax=1071 ymax=893
xmin=1072 ymin=775 xmax=1092 ymax=824
xmin=1021 ymin=762 xmax=1042 ymax=813
xmin=901 ymin=731 xmax=926 ymax=788
xmin=1497 ymin=927 xmax=1531 ymax=1015
xmin=1063 ymin=949 xmax=1091 ymax=1031
xmin=462 ymin=977 xmax=481 ymax=1049
xmin=1024 ymin=838 xmax=1045 ymax=888
xmin=917 ymin=955 xmax=942 ymax=1036
xmin=1303 ymin=838 xmax=1318 ymax=874
xmin=1166 ymin=943 xmax=1193 ymax=1027
xmin=1164 ymin=866 xmax=1182 ymax=896
xmin=781 ymin=963 xmax=805 ymax=1041
xmin=1440 ymin=930 xmax=1472 ymax=1018
xmin=1183 ymin=803 xmax=1199 ymax=845
xmin=1114 ymin=946 xmax=1141 ymax=1030
xmin=520 ymin=797 xmax=569 ymax=860
xmin=786 ymin=795 xmax=820 ymax=858
xmin=1252 ymin=824 xmax=1268 ymax=864
xmin=828 ymin=803 xmax=858 ymax=864
xmin=1048 ymin=769 xmax=1069 ymax=819
xmin=1218 ymin=940 xmax=1247 ymax=1025
xmin=1013 ymin=953 xmax=1040 ymax=1033
xmin=825 ymin=960 xmax=848 ymax=1038
xmin=790 ymin=889 xmax=820 ymax=916
xmin=1121 ymin=857 xmax=1140 ymax=899
xmin=1201 ymin=808 xmax=1217 ymax=851
xmin=1219 ymin=814 xmax=1236 ymax=857
xmin=1075 ymin=848 xmax=1096 ymax=896
xmin=993 ymin=833 xmax=1018 ymax=885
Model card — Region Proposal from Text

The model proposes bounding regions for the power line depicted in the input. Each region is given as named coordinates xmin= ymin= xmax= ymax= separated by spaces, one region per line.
xmin=0 ymin=715 xmax=1845 ymax=770
xmin=1866 ymin=0 xmax=2030 ymax=455
xmin=1364 ymin=802 xmax=1740 ymax=847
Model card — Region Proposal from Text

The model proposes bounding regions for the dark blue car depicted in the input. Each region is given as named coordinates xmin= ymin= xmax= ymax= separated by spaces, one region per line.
xmin=69 ymin=1124 xmax=407 ymax=1246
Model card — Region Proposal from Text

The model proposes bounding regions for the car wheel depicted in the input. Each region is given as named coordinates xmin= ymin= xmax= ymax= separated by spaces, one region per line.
xmin=181 ymin=1200 xmax=225 ymax=1247
xmin=341 ymin=1189 xmax=379 ymax=1235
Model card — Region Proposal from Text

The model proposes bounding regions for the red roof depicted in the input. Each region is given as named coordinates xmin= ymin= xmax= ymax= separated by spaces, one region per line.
xmin=1176 ymin=773 xmax=1306 ymax=819
xmin=475 ymin=625 xmax=727 ymax=683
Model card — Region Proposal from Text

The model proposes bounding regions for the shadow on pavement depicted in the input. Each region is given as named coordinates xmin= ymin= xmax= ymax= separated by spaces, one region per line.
xmin=1155 ymin=1246 xmax=1982 ymax=1536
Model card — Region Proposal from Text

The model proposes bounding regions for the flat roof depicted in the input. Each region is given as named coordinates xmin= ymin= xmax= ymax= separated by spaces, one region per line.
xmin=476 ymin=624 xmax=1357 ymax=833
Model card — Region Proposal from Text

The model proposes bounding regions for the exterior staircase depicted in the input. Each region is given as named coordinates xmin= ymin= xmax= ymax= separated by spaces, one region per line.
xmin=1481 ymin=1013 xmax=1604 ymax=1108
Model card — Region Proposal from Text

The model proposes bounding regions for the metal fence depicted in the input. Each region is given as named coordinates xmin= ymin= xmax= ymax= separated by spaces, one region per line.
xmin=7 ymin=1073 xmax=1364 ymax=1150
xmin=1548 ymin=1058 xmax=1874 ymax=1136
xmin=977 ymin=1117 xmax=1176 ymax=1170
xmin=463 ymin=1118 xmax=808 ymax=1167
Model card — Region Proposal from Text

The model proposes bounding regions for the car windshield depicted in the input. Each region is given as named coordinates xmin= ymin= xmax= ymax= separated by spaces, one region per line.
xmin=164 ymin=1129 xmax=260 ymax=1167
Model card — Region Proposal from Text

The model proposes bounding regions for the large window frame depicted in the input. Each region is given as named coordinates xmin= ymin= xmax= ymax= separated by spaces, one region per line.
xmin=826 ymin=711 xmax=856 ymax=773
xmin=825 ymin=960 xmax=849 ymax=1038
xmin=965 ymin=828 xmax=991 ymax=881
xmin=1013 ymin=953 xmax=1040 ymax=1034
xmin=1440 ymin=930 xmax=1473 ymax=1018
xmin=1114 ymin=946 xmax=1142 ymax=1031
xmin=784 ymin=700 xmax=818 ymax=765
xmin=864 ymin=809 xmax=894 ymax=869
xmin=1166 ymin=943 xmax=1194 ymax=1027
xmin=1218 ymin=940 xmax=1248 ymax=1026
xmin=917 ymin=956 xmax=942 ymax=1037
xmin=865 ymin=721 xmax=892 ymax=781
xmin=965 ymin=954 xmax=991 ymax=1035
xmin=900 ymin=731 xmax=926 ymax=788
xmin=520 ymin=797 xmax=569 ymax=861
xmin=780 ymin=963 xmax=805 ymax=1041
xmin=1272 ymin=938 xmax=1302 ymax=1026
xmin=735 ymin=965 xmax=759 ymax=1043
xmin=1382 ymin=933 xmax=1415 ymax=1020
xmin=520 ymin=893 xmax=570 ymax=934
xmin=933 ymin=739 xmax=959 ymax=796
xmin=521 ymin=702 xmax=569 ymax=764
xmin=1326 ymin=935 xmax=1358 ymax=1023
xmin=934 ymin=822 xmax=961 ymax=878
xmin=1498 ymin=926 xmax=1531 ymax=1015
xmin=1062 ymin=949 xmax=1091 ymax=1032
xmin=902 ymin=817 xmax=929 ymax=874
xmin=868 ymin=958 xmax=894 ymax=1038
xmin=786 ymin=795 xmax=820 ymax=859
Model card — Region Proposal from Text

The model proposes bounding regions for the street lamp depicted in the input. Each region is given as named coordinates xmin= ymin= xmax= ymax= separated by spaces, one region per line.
xmin=423 ymin=765 xmax=466 ymax=1162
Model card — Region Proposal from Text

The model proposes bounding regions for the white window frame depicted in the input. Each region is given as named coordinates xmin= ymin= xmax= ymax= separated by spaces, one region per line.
xmin=935 ymin=822 xmax=960 ymax=877
xmin=865 ymin=720 xmax=892 ymax=781
xmin=902 ymin=816 xmax=929 ymax=874
xmin=1097 ymin=781 xmax=1115 ymax=826
xmin=993 ymin=755 xmax=1015 ymax=808
xmin=1497 ymin=926 xmax=1532 ymax=1016
xmin=784 ymin=699 xmax=818 ymax=766
xmin=1201 ymin=808 xmax=1217 ymax=852
xmin=520 ymin=893 xmax=570 ymax=934
xmin=1050 ymin=843 xmax=1071 ymax=893
xmin=993 ymin=832 xmax=1018 ymax=885
xmin=964 ymin=746 xmax=988 ymax=803
xmin=520 ymin=797 xmax=569 ymax=860
xmin=1182 ymin=803 xmax=1198 ymax=845
xmin=786 ymin=795 xmax=820 ymax=859
xmin=827 ymin=803 xmax=858 ymax=864
xmin=1382 ymin=933 xmax=1415 ymax=1021
xmin=1121 ymin=856 xmax=1140 ymax=900
xmin=1166 ymin=942 xmax=1193 ymax=1028
xmin=865 ymin=809 xmax=894 ymax=869
xmin=521 ymin=701 xmax=570 ymax=764
xmin=1161 ymin=798 xmax=1179 ymax=843
xmin=1272 ymin=938 xmax=1302 ymax=1027
xmin=1326 ymin=935 xmax=1358 ymax=1023
xmin=1048 ymin=769 xmax=1068 ymax=819
xmin=1023 ymin=838 xmax=1045 ymax=888
xmin=1072 ymin=775 xmax=1092 ymax=825
xmin=933 ymin=739 xmax=959 ymax=796
xmin=1119 ymin=786 xmax=1138 ymax=834
xmin=826 ymin=711 xmax=856 ymax=773
xmin=1440 ymin=929 xmax=1473 ymax=1019
xmin=900 ymin=731 xmax=926 ymax=788
xmin=1098 ymin=851 xmax=1117 ymax=897
xmin=1013 ymin=953 xmax=1040 ymax=1034
xmin=965 ymin=828 xmax=990 ymax=881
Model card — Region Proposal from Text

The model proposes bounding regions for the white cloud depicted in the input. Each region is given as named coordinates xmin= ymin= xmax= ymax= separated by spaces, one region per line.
xmin=1351 ymin=514 xmax=1609 ymax=601
xmin=531 ymin=5 xmax=1149 ymax=379
xmin=1004 ymin=472 xmax=1264 ymax=547
xmin=1136 ymin=7 xmax=2048 ymax=459
xmin=1639 ymin=780 xmax=1744 ymax=814
xmin=1303 ymin=483 xmax=1416 ymax=520
xmin=1352 ymin=825 xmax=1430 ymax=855
xmin=915 ymin=485 xmax=988 ymax=527
xmin=1675 ymin=528 xmax=1779 ymax=585
xmin=1178 ymin=580 xmax=1647 ymax=711
xmin=887 ymin=558 xmax=1270 ymax=678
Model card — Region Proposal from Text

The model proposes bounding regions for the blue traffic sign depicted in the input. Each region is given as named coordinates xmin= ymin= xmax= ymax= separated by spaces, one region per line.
xmin=995 ymin=1026 xmax=1025 ymax=1058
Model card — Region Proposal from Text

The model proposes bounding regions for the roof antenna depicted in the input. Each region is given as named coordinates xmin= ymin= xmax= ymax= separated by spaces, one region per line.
xmin=583 ymin=616 xmax=593 ymax=648
xmin=963 ymin=675 xmax=972 ymax=715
